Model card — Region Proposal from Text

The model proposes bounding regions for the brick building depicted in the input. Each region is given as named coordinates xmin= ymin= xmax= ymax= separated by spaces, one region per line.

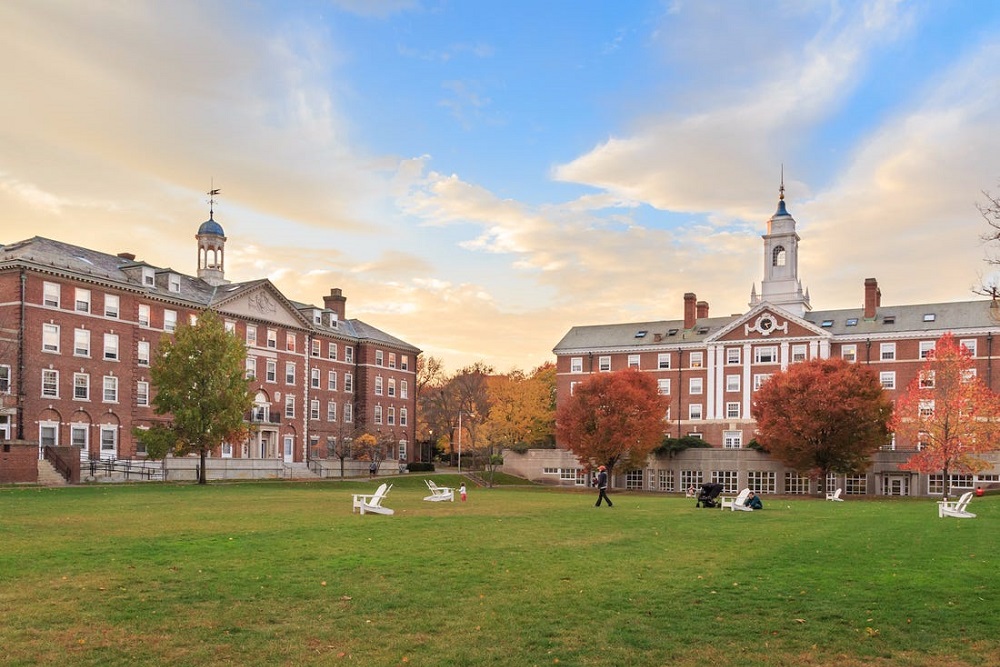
xmin=0 ymin=213 xmax=419 ymax=474
xmin=547 ymin=187 xmax=1000 ymax=497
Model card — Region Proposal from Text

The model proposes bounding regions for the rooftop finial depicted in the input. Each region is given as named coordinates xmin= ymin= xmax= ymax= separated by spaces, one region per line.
xmin=779 ymin=164 xmax=785 ymax=201
xmin=207 ymin=179 xmax=220 ymax=220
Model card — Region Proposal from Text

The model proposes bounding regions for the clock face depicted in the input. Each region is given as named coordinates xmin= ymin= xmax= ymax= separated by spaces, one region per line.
xmin=760 ymin=317 xmax=772 ymax=331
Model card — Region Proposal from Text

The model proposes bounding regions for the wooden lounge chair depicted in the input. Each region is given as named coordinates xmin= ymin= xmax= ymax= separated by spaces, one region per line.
xmin=826 ymin=488 xmax=844 ymax=501
xmin=423 ymin=479 xmax=455 ymax=502
xmin=938 ymin=491 xmax=975 ymax=518
xmin=353 ymin=482 xmax=394 ymax=516
xmin=721 ymin=488 xmax=753 ymax=511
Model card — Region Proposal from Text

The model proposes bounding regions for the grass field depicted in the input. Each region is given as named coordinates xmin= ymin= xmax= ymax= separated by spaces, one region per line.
xmin=1 ymin=475 xmax=998 ymax=667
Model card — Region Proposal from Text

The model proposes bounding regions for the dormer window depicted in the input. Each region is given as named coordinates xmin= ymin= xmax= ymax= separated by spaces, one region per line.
xmin=142 ymin=267 xmax=155 ymax=286
xmin=883 ymin=316 xmax=896 ymax=325
xmin=168 ymin=274 xmax=181 ymax=293
xmin=923 ymin=313 xmax=936 ymax=322
xmin=845 ymin=318 xmax=858 ymax=326
xmin=821 ymin=320 xmax=834 ymax=328
xmin=635 ymin=330 xmax=648 ymax=338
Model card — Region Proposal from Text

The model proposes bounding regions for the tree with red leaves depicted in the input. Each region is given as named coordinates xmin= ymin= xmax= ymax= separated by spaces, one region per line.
xmin=892 ymin=333 xmax=1000 ymax=499
xmin=752 ymin=357 xmax=893 ymax=494
xmin=556 ymin=368 xmax=670 ymax=476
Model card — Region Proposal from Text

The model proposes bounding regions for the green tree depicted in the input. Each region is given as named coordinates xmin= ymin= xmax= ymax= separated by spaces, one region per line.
xmin=555 ymin=368 xmax=669 ymax=477
xmin=751 ymin=357 xmax=892 ymax=495
xmin=892 ymin=333 xmax=1000 ymax=499
xmin=137 ymin=309 xmax=252 ymax=484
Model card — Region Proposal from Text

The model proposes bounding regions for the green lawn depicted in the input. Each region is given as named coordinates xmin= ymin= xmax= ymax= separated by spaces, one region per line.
xmin=1 ymin=476 xmax=997 ymax=667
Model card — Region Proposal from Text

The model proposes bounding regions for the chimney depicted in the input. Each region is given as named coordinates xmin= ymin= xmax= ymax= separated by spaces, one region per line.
xmin=684 ymin=293 xmax=697 ymax=329
xmin=117 ymin=252 xmax=136 ymax=261
xmin=323 ymin=288 xmax=347 ymax=321
xmin=696 ymin=300 xmax=709 ymax=319
xmin=864 ymin=278 xmax=880 ymax=319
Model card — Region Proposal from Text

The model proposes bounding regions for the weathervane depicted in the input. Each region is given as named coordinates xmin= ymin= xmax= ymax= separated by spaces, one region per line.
xmin=207 ymin=180 xmax=220 ymax=219
xmin=779 ymin=164 xmax=785 ymax=201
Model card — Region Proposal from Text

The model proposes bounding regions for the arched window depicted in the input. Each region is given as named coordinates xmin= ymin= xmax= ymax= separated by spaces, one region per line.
xmin=772 ymin=245 xmax=786 ymax=267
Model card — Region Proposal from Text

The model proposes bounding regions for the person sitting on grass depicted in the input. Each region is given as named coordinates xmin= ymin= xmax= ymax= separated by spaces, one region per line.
xmin=745 ymin=490 xmax=763 ymax=510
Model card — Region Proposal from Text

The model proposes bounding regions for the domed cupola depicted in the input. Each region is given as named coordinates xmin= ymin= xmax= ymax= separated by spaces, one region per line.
xmin=196 ymin=187 xmax=229 ymax=286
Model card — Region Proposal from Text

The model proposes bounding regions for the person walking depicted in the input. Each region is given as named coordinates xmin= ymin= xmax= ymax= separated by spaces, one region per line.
xmin=595 ymin=465 xmax=612 ymax=507
xmin=459 ymin=482 xmax=467 ymax=502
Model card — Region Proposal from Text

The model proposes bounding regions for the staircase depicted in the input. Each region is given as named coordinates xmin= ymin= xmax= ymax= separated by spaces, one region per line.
xmin=37 ymin=458 xmax=68 ymax=486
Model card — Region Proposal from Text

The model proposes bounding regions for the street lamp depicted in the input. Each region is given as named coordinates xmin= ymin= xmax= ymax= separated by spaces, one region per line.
xmin=457 ymin=410 xmax=474 ymax=474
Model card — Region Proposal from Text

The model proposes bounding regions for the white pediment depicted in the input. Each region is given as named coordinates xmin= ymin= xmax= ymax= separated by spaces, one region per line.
xmin=215 ymin=283 xmax=309 ymax=328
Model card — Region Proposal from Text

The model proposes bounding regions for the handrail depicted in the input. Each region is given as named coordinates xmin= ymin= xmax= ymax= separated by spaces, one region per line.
xmin=44 ymin=446 xmax=73 ymax=482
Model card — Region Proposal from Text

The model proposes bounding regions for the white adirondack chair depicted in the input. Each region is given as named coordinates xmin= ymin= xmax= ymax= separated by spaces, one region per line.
xmin=353 ymin=482 xmax=394 ymax=516
xmin=721 ymin=488 xmax=753 ymax=511
xmin=938 ymin=491 xmax=976 ymax=518
xmin=826 ymin=488 xmax=844 ymax=501
xmin=423 ymin=479 xmax=455 ymax=502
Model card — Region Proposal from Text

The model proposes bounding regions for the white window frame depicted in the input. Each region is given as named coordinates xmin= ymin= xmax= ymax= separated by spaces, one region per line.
xmin=136 ymin=381 xmax=149 ymax=407
xmin=284 ymin=395 xmax=295 ymax=418
xmin=75 ymin=288 xmax=91 ymax=313
xmin=138 ymin=304 xmax=150 ymax=327
xmin=310 ymin=399 xmax=320 ymax=420
xmin=689 ymin=352 xmax=703 ymax=369
xmin=73 ymin=372 xmax=89 ymax=400
xmin=628 ymin=354 xmax=640 ymax=369
xmin=327 ymin=401 xmax=337 ymax=422
xmin=43 ymin=323 xmax=60 ymax=353
xmin=754 ymin=346 xmax=778 ymax=364
xmin=43 ymin=281 xmax=61 ymax=307
xmin=791 ymin=344 xmax=807 ymax=363
xmin=103 ymin=333 xmax=119 ymax=361
xmin=137 ymin=340 xmax=150 ymax=367
xmin=74 ymin=328 xmax=91 ymax=357
xmin=103 ymin=375 xmax=118 ymax=403
xmin=345 ymin=372 xmax=353 ymax=393
xmin=879 ymin=371 xmax=895 ymax=389
xmin=328 ymin=342 xmax=338 ymax=360
xmin=376 ymin=350 xmax=384 ymax=366
xmin=104 ymin=294 xmax=120 ymax=318
xmin=374 ymin=404 xmax=383 ymax=425
xmin=42 ymin=369 xmax=59 ymax=398
xmin=400 ymin=380 xmax=408 ymax=399
xmin=688 ymin=403 xmax=703 ymax=420
xmin=598 ymin=356 xmax=611 ymax=372
xmin=726 ymin=374 xmax=740 ymax=392
xmin=163 ymin=309 xmax=177 ymax=333
xmin=345 ymin=347 xmax=354 ymax=363
xmin=246 ymin=325 xmax=257 ymax=347
xmin=267 ymin=329 xmax=277 ymax=349
xmin=961 ymin=339 xmax=977 ymax=356
xmin=285 ymin=362 xmax=296 ymax=385
xmin=880 ymin=342 xmax=896 ymax=361
xmin=310 ymin=367 xmax=321 ymax=389
xmin=723 ymin=430 xmax=742 ymax=449
xmin=753 ymin=373 xmax=772 ymax=391
xmin=375 ymin=376 xmax=383 ymax=396
xmin=328 ymin=370 xmax=337 ymax=391
xmin=726 ymin=402 xmax=740 ymax=419
xmin=658 ymin=353 xmax=671 ymax=369
xmin=726 ymin=348 xmax=740 ymax=365
xmin=841 ymin=344 xmax=857 ymax=363
xmin=689 ymin=377 xmax=703 ymax=395
xmin=265 ymin=359 xmax=276 ymax=383
xmin=657 ymin=379 xmax=670 ymax=395
xmin=919 ymin=340 xmax=935 ymax=359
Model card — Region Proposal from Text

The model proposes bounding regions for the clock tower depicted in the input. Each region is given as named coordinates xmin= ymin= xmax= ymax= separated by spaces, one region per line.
xmin=752 ymin=178 xmax=810 ymax=317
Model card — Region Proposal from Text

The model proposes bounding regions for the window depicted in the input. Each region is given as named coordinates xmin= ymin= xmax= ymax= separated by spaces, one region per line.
xmin=374 ymin=405 xmax=383 ymax=425
xmin=388 ymin=378 xmax=396 ymax=397
xmin=748 ymin=471 xmax=776 ymax=493
xmin=375 ymin=376 xmax=383 ymax=396
xmin=103 ymin=375 xmax=118 ymax=403
xmin=688 ymin=403 xmax=702 ymax=420
xmin=328 ymin=370 xmax=337 ymax=391
xmin=42 ymin=369 xmax=59 ymax=397
xmin=923 ymin=313 xmax=936 ymax=322
xmin=657 ymin=379 xmax=670 ymax=395
xmin=723 ymin=430 xmax=742 ymax=448
xmin=389 ymin=353 xmax=397 ymax=369
xmin=881 ymin=343 xmax=896 ymax=361
xmin=821 ymin=320 xmax=834 ymax=328
xmin=845 ymin=475 xmax=867 ymax=495
xmin=841 ymin=344 xmax=857 ymax=363
xmin=879 ymin=371 xmax=895 ymax=389
xmin=225 ymin=320 xmax=236 ymax=334
xmin=0 ymin=365 xmax=9 ymax=393
xmin=791 ymin=344 xmax=807 ymax=363
xmin=168 ymin=274 xmax=181 ymax=293
xmin=628 ymin=354 xmax=640 ymax=369
xmin=726 ymin=402 xmax=740 ymax=419
xmin=680 ymin=470 xmax=704 ymax=492
xmin=400 ymin=408 xmax=408 ymax=426
xmin=726 ymin=348 xmax=740 ymax=365
xmin=772 ymin=245 xmax=786 ymax=267
xmin=327 ymin=401 xmax=337 ymax=421
xmin=103 ymin=333 xmax=119 ymax=361
xmin=73 ymin=373 xmax=89 ymax=400
xmin=71 ymin=424 xmax=88 ymax=449
xmin=285 ymin=362 xmax=296 ymax=385
xmin=104 ymin=294 xmax=119 ymax=318
xmin=245 ymin=357 xmax=256 ymax=379
xmin=265 ymin=360 xmax=276 ymax=383
xmin=137 ymin=341 xmax=150 ymax=367
xmin=43 ymin=323 xmax=60 ymax=353
xmin=376 ymin=350 xmax=384 ymax=366
xmin=39 ymin=422 xmax=58 ymax=447
xmin=656 ymin=469 xmax=675 ymax=492
xmin=845 ymin=318 xmax=858 ymax=327
xmin=344 ymin=402 xmax=353 ymax=423
xmin=726 ymin=375 xmax=740 ymax=392
xmin=785 ymin=472 xmax=810 ymax=495
xmin=74 ymin=328 xmax=90 ymax=357
xmin=961 ymin=339 xmax=978 ymax=356
xmin=690 ymin=352 xmax=703 ymax=369
xmin=658 ymin=353 xmax=671 ymax=369
xmin=570 ymin=357 xmax=584 ymax=373
xmin=387 ymin=406 xmax=396 ymax=425
xmin=310 ymin=399 xmax=320 ymax=420
xmin=163 ymin=310 xmax=176 ymax=332
xmin=138 ymin=304 xmax=150 ymax=327
xmin=400 ymin=380 xmax=408 ymax=399
xmin=919 ymin=340 xmax=935 ymax=359
xmin=267 ymin=329 xmax=277 ymax=349
xmin=753 ymin=374 xmax=772 ymax=391
xmin=711 ymin=470 xmax=739 ymax=494
xmin=919 ymin=399 xmax=934 ymax=417
xmin=75 ymin=288 xmax=91 ymax=313
xmin=345 ymin=347 xmax=354 ymax=363
xmin=754 ymin=346 xmax=777 ymax=364
xmin=598 ymin=356 xmax=611 ymax=372
xmin=569 ymin=381 xmax=579 ymax=396
xmin=142 ymin=267 xmax=155 ymax=286
xmin=136 ymin=381 xmax=149 ymax=406
xmin=284 ymin=395 xmax=295 ymax=418
xmin=345 ymin=372 xmax=353 ymax=393
xmin=310 ymin=368 xmax=321 ymax=389
xmin=311 ymin=340 xmax=321 ymax=357
xmin=328 ymin=342 xmax=338 ymax=360
xmin=100 ymin=426 xmax=117 ymax=457
xmin=689 ymin=377 xmax=703 ymax=394
xmin=246 ymin=326 xmax=257 ymax=347
xmin=43 ymin=282 xmax=60 ymax=307
xmin=401 ymin=355 xmax=409 ymax=371
xmin=286 ymin=333 xmax=296 ymax=352
xmin=919 ymin=371 xmax=935 ymax=389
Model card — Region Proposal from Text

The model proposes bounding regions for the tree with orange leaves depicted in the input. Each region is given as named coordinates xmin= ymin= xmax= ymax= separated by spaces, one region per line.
xmin=555 ymin=368 xmax=669 ymax=476
xmin=892 ymin=333 xmax=1000 ymax=499
xmin=751 ymin=357 xmax=893 ymax=494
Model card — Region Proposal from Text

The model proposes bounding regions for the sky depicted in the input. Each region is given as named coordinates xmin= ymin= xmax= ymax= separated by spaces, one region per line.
xmin=3 ymin=0 xmax=1000 ymax=374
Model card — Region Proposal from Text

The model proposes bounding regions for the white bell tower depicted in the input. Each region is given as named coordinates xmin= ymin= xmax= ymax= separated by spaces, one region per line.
xmin=752 ymin=176 xmax=810 ymax=316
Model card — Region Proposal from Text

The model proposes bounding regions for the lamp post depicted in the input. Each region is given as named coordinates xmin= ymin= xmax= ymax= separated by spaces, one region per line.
xmin=457 ymin=411 xmax=464 ymax=474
